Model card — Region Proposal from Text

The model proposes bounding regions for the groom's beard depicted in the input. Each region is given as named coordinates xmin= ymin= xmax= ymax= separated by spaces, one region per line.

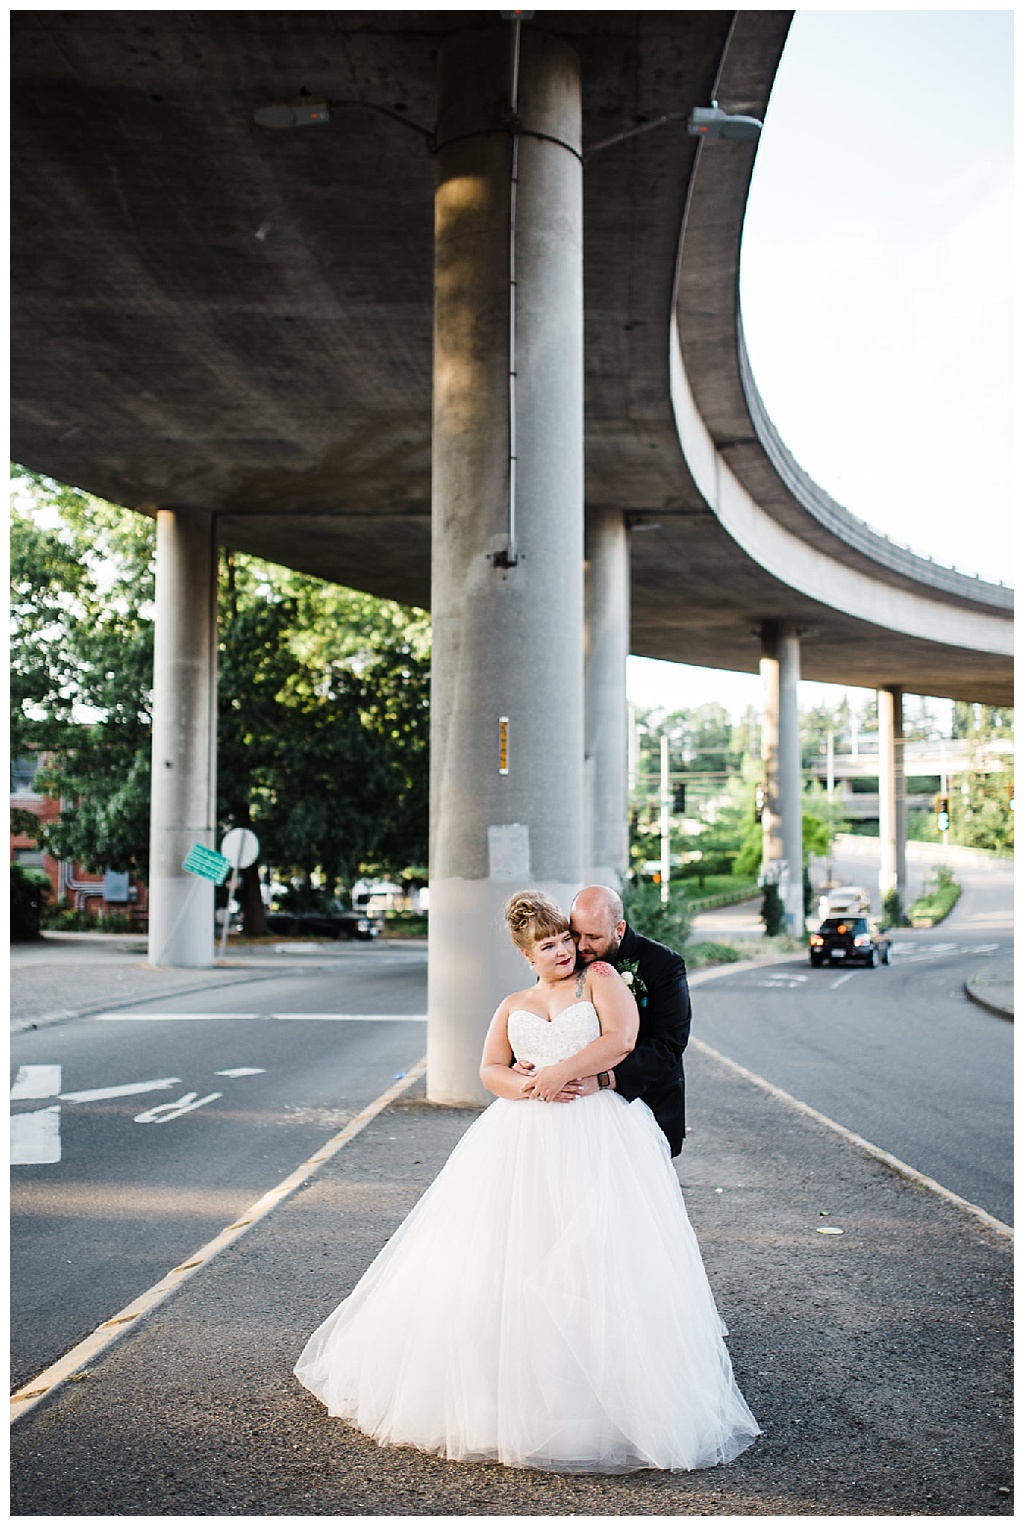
xmin=575 ymin=935 xmax=622 ymax=968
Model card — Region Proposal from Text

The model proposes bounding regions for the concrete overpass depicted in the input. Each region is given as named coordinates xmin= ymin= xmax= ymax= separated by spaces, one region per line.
xmin=12 ymin=11 xmax=1013 ymax=1101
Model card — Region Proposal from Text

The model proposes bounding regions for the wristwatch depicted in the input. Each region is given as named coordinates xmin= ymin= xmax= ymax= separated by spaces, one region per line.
xmin=597 ymin=1071 xmax=611 ymax=1089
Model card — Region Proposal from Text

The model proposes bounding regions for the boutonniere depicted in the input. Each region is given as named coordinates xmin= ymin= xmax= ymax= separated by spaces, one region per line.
xmin=617 ymin=958 xmax=648 ymax=1006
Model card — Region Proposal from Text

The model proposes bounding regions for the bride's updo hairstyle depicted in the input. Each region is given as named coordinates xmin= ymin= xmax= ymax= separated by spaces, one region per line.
xmin=504 ymin=890 xmax=570 ymax=952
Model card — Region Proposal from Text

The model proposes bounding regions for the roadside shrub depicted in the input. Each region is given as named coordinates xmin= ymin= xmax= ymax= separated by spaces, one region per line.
xmin=880 ymin=888 xmax=907 ymax=930
xmin=907 ymin=867 xmax=960 ymax=926
xmin=621 ymin=879 xmax=693 ymax=954
xmin=760 ymin=881 xmax=785 ymax=937
xmin=11 ymin=863 xmax=51 ymax=941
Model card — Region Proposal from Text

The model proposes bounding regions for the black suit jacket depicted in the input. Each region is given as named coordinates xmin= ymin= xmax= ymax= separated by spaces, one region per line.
xmin=609 ymin=924 xmax=692 ymax=1157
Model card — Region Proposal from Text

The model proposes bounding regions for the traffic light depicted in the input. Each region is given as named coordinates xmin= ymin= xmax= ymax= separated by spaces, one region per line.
xmin=754 ymin=785 xmax=766 ymax=822
xmin=935 ymin=794 xmax=951 ymax=833
xmin=673 ymin=783 xmax=687 ymax=813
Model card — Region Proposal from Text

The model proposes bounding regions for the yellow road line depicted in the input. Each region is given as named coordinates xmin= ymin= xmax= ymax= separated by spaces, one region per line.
xmin=10 ymin=1058 xmax=428 ymax=1425
xmin=691 ymin=1037 xmax=1013 ymax=1240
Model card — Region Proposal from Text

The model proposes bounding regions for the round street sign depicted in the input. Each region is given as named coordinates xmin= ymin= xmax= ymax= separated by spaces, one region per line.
xmin=220 ymin=827 xmax=260 ymax=869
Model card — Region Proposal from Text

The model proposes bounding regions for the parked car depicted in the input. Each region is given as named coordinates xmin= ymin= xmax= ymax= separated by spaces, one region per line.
xmin=809 ymin=916 xmax=891 ymax=968
xmin=265 ymin=906 xmax=383 ymax=941
xmin=823 ymin=884 xmax=871 ymax=916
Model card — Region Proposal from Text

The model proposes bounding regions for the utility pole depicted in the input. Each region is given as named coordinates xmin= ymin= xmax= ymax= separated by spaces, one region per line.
xmin=660 ymin=732 xmax=671 ymax=905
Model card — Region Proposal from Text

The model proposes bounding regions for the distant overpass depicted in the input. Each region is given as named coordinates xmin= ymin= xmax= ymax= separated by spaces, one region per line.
xmin=11 ymin=11 xmax=1013 ymax=1100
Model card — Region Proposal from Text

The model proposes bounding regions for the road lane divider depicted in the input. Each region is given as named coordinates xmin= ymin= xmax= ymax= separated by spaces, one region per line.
xmin=690 ymin=1037 xmax=1013 ymax=1241
xmin=9 ymin=1056 xmax=428 ymax=1425
xmin=93 ymin=1012 xmax=429 ymax=1022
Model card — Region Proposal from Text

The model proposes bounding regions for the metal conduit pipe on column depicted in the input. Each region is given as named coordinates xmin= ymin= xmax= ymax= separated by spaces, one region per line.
xmin=147 ymin=510 xmax=218 ymax=968
xmin=428 ymin=25 xmax=585 ymax=1105
xmin=584 ymin=507 xmax=630 ymax=887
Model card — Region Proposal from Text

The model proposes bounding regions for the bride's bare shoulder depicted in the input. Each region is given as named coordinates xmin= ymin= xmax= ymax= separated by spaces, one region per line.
xmin=585 ymin=961 xmax=621 ymax=981
xmin=505 ymin=983 xmax=538 ymax=1007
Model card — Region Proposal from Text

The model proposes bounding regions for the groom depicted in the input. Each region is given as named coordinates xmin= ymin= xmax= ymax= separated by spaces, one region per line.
xmin=566 ymin=884 xmax=692 ymax=1157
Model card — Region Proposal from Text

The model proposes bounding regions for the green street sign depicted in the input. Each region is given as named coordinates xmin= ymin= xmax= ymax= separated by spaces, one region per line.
xmin=183 ymin=843 xmax=232 ymax=885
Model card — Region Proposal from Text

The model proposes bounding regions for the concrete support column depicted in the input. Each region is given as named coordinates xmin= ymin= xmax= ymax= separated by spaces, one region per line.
xmin=428 ymin=27 xmax=585 ymax=1104
xmin=878 ymin=685 xmax=906 ymax=909
xmin=760 ymin=621 xmax=804 ymax=934
xmin=585 ymin=507 xmax=630 ymax=886
xmin=148 ymin=511 xmax=218 ymax=967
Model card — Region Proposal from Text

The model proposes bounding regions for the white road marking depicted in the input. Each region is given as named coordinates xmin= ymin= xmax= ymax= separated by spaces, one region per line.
xmin=10 ymin=1065 xmax=62 ymax=1100
xmin=690 ymin=1037 xmax=1012 ymax=1241
xmin=830 ymin=972 xmax=857 ymax=989
xmin=10 ymin=1106 xmax=62 ymax=1165
xmin=133 ymin=1091 xmax=223 ymax=1124
xmin=59 ymin=1078 xmax=181 ymax=1103
xmin=214 ymin=1067 xmax=266 ymax=1078
xmin=93 ymin=1011 xmax=428 ymax=1022
xmin=95 ymin=1013 xmax=261 ymax=1021
xmin=11 ymin=1057 xmax=428 ymax=1423
xmin=269 ymin=1013 xmax=429 ymax=1022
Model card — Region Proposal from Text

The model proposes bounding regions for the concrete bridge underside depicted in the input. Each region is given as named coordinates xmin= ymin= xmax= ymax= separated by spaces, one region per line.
xmin=12 ymin=9 xmax=1011 ymax=703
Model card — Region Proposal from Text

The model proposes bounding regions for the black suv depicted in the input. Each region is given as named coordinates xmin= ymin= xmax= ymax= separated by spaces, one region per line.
xmin=809 ymin=916 xmax=891 ymax=969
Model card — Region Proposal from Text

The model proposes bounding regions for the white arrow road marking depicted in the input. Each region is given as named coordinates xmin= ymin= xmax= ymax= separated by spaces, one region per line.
xmin=133 ymin=1092 xmax=223 ymax=1124
xmin=830 ymin=971 xmax=857 ymax=989
xmin=10 ymin=1065 xmax=62 ymax=1100
xmin=214 ymin=1068 xmax=266 ymax=1078
xmin=11 ymin=1106 xmax=62 ymax=1165
xmin=59 ymin=1078 xmax=181 ymax=1104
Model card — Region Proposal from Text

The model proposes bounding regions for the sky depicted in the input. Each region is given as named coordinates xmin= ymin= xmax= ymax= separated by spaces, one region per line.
xmin=627 ymin=7 xmax=1014 ymax=726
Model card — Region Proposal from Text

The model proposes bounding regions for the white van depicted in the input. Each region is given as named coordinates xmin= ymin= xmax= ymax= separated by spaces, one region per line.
xmin=825 ymin=885 xmax=871 ymax=916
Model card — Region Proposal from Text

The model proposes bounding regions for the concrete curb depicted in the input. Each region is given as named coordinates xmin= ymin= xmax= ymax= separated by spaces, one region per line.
xmin=9 ymin=966 xmax=297 ymax=1036
xmin=964 ymin=973 xmax=1013 ymax=1021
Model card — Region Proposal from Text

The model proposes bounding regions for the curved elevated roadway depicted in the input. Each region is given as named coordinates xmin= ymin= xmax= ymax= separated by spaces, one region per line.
xmin=11 ymin=10 xmax=1011 ymax=703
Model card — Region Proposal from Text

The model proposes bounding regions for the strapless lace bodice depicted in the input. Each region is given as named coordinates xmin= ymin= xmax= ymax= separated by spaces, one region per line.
xmin=508 ymin=1000 xmax=600 ymax=1069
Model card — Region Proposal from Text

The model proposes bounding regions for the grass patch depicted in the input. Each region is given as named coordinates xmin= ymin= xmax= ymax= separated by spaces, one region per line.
xmin=678 ymin=875 xmax=759 ymax=902
xmin=907 ymin=868 xmax=960 ymax=927
xmin=384 ymin=911 xmax=429 ymax=938
xmin=684 ymin=941 xmax=745 ymax=968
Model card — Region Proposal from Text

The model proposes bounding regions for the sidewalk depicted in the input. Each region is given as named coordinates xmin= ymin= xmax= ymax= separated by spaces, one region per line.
xmin=965 ymin=958 xmax=1014 ymax=1020
xmin=10 ymin=1033 xmax=1012 ymax=1515
xmin=9 ymin=931 xmax=426 ymax=1034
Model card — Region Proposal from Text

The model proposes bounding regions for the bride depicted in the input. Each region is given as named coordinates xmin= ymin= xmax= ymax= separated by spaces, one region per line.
xmin=294 ymin=889 xmax=760 ymax=1474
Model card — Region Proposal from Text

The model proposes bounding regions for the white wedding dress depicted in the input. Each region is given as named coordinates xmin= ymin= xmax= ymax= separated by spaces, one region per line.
xmin=294 ymin=1001 xmax=760 ymax=1473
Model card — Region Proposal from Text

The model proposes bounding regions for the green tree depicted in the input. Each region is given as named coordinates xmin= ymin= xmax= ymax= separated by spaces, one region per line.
xmin=10 ymin=468 xmax=432 ymax=926
xmin=11 ymin=467 xmax=156 ymax=873
xmin=948 ymin=704 xmax=1014 ymax=852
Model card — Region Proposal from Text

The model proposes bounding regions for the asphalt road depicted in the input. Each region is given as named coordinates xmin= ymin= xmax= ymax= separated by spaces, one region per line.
xmin=9 ymin=909 xmax=1013 ymax=1516
xmin=694 ymin=930 xmax=1012 ymax=1226
xmin=10 ymin=947 xmax=430 ymax=1391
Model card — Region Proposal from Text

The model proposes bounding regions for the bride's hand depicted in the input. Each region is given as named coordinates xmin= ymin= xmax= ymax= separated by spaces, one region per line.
xmin=525 ymin=1061 xmax=570 ymax=1103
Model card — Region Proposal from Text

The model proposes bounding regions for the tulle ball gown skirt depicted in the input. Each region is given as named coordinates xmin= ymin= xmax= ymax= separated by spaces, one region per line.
xmin=294 ymin=1089 xmax=760 ymax=1474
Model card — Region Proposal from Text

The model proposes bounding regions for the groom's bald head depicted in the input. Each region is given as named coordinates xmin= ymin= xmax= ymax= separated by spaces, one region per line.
xmin=571 ymin=885 xmax=626 ymax=963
